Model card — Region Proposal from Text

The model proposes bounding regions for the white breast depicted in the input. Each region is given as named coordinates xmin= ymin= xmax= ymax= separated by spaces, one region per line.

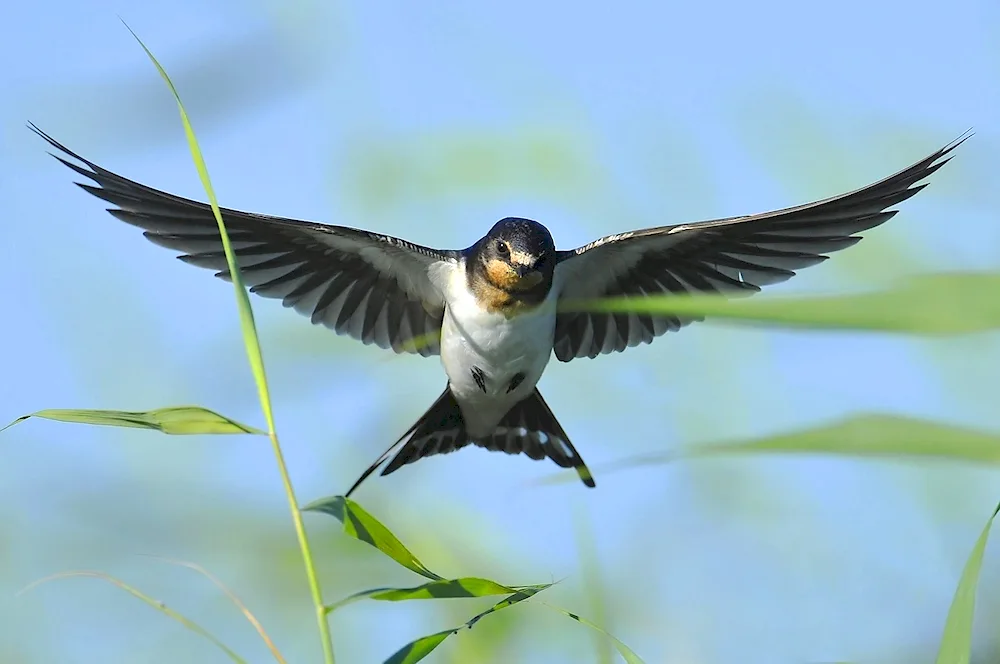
xmin=429 ymin=261 xmax=558 ymax=438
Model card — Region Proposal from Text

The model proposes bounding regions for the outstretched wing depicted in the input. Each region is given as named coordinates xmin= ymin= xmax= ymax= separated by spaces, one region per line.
xmin=552 ymin=133 xmax=969 ymax=361
xmin=33 ymin=124 xmax=459 ymax=356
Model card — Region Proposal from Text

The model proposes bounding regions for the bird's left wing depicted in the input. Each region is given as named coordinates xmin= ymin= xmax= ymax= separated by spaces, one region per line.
xmin=552 ymin=134 xmax=968 ymax=362
xmin=33 ymin=125 xmax=459 ymax=356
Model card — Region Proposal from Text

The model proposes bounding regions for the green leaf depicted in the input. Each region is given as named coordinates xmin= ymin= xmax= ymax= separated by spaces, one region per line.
xmin=561 ymin=272 xmax=1000 ymax=335
xmin=327 ymin=578 xmax=542 ymax=613
xmin=20 ymin=570 xmax=247 ymax=664
xmin=688 ymin=414 xmax=1000 ymax=463
xmin=304 ymin=496 xmax=443 ymax=580
xmin=370 ymin=578 xmax=536 ymax=601
xmin=546 ymin=606 xmax=645 ymax=664
xmin=385 ymin=630 xmax=452 ymax=664
xmin=1 ymin=406 xmax=262 ymax=435
xmin=384 ymin=586 xmax=550 ymax=664
xmin=935 ymin=502 xmax=1000 ymax=664
xmin=569 ymin=414 xmax=1000 ymax=483
xmin=310 ymin=497 xmax=553 ymax=617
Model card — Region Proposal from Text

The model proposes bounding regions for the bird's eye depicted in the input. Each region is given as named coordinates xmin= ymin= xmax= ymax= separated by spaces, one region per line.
xmin=495 ymin=241 xmax=509 ymax=256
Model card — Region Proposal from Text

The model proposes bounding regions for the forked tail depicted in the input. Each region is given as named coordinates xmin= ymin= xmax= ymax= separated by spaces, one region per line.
xmin=345 ymin=386 xmax=595 ymax=496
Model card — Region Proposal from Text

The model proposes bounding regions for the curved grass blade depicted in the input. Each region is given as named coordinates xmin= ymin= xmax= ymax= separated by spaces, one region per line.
xmin=309 ymin=497 xmax=553 ymax=619
xmin=561 ymin=272 xmax=1000 ymax=335
xmin=935 ymin=502 xmax=1000 ymax=664
xmin=19 ymin=570 xmax=246 ymax=664
xmin=384 ymin=585 xmax=550 ymax=664
xmin=686 ymin=414 xmax=1000 ymax=463
xmin=327 ymin=579 xmax=544 ymax=613
xmin=1 ymin=406 xmax=262 ymax=435
xmin=122 ymin=23 xmax=335 ymax=664
xmin=387 ymin=630 xmax=451 ymax=664
xmin=370 ymin=578 xmax=530 ymax=601
xmin=143 ymin=556 xmax=286 ymax=664
xmin=535 ymin=414 xmax=1000 ymax=485
xmin=574 ymin=507 xmax=614 ymax=664
xmin=543 ymin=604 xmax=645 ymax=664
xmin=305 ymin=496 xmax=443 ymax=580
xmin=118 ymin=25 xmax=269 ymax=399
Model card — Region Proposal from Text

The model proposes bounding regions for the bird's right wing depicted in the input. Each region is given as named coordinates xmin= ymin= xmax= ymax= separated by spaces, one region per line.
xmin=552 ymin=133 xmax=968 ymax=361
xmin=34 ymin=124 xmax=460 ymax=356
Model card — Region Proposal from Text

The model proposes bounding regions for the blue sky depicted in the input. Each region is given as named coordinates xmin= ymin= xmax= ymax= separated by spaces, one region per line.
xmin=2 ymin=0 xmax=998 ymax=662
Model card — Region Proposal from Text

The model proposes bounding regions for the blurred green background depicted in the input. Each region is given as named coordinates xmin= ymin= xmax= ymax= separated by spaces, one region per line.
xmin=2 ymin=0 xmax=998 ymax=662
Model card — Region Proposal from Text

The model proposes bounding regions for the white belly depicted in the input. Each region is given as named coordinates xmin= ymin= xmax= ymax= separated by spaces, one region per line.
xmin=437 ymin=274 xmax=557 ymax=438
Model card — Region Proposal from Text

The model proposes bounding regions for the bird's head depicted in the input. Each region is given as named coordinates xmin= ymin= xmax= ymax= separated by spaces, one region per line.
xmin=475 ymin=217 xmax=556 ymax=294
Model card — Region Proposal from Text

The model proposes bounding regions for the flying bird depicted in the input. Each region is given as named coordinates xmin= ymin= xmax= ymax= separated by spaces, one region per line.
xmin=31 ymin=124 xmax=966 ymax=494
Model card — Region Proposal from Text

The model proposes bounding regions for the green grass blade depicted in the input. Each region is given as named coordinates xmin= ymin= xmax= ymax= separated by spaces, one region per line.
xmin=687 ymin=414 xmax=1000 ymax=463
xmin=369 ymin=578 xmax=533 ymax=601
xmin=2 ymin=406 xmax=262 ymax=435
xmin=122 ymin=23 xmax=335 ymax=664
xmin=305 ymin=496 xmax=443 ymax=580
xmin=543 ymin=605 xmax=645 ymax=664
xmin=383 ymin=586 xmax=550 ymax=664
xmin=119 ymin=23 xmax=272 ymax=423
xmin=574 ymin=507 xmax=614 ymax=664
xmin=142 ymin=556 xmax=287 ymax=664
xmin=538 ymin=414 xmax=1000 ymax=485
xmin=561 ymin=272 xmax=1000 ymax=335
xmin=385 ymin=630 xmax=453 ymax=664
xmin=20 ymin=570 xmax=247 ymax=664
xmin=935 ymin=502 xmax=1000 ymax=664
xmin=327 ymin=579 xmax=545 ymax=612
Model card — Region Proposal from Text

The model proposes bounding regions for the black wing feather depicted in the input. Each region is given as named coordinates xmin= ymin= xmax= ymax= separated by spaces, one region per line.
xmin=553 ymin=133 xmax=970 ymax=361
xmin=32 ymin=123 xmax=459 ymax=356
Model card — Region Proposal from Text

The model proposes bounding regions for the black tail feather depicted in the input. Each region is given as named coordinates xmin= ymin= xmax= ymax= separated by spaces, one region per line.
xmin=486 ymin=389 xmax=595 ymax=487
xmin=345 ymin=386 xmax=595 ymax=496
xmin=345 ymin=386 xmax=467 ymax=497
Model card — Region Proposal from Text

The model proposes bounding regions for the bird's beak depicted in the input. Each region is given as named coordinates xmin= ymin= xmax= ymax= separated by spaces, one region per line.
xmin=511 ymin=263 xmax=543 ymax=289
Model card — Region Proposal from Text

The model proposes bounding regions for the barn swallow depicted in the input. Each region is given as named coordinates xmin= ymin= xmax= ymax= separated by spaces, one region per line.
xmin=30 ymin=124 xmax=966 ymax=494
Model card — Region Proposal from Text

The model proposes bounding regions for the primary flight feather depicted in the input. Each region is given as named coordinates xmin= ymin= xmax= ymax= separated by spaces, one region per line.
xmin=31 ymin=123 xmax=967 ymax=493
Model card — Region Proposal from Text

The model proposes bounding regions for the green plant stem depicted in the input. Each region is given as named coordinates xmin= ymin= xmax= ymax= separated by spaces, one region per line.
xmin=264 ymin=429 xmax=336 ymax=664
xmin=122 ymin=24 xmax=337 ymax=663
